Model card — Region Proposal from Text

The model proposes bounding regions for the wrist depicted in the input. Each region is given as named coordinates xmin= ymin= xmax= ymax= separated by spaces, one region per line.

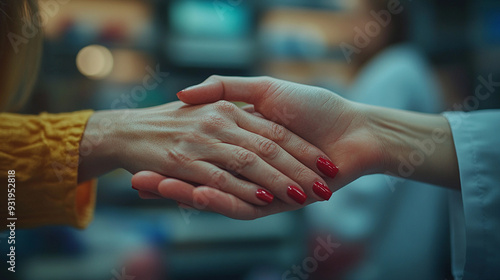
xmin=78 ymin=110 xmax=123 ymax=182
xmin=364 ymin=105 xmax=411 ymax=176
xmin=364 ymin=105 xmax=459 ymax=188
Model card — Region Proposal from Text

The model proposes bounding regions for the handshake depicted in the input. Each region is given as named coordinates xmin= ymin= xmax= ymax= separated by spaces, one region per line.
xmin=80 ymin=76 xmax=458 ymax=220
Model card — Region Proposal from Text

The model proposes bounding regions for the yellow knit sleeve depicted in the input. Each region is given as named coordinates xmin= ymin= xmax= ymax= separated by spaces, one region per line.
xmin=0 ymin=111 xmax=97 ymax=229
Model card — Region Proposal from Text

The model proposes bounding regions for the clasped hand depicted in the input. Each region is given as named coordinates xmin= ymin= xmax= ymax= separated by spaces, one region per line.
xmin=130 ymin=76 xmax=384 ymax=219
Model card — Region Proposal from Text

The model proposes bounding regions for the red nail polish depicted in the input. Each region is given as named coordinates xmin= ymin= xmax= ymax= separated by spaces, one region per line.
xmin=176 ymin=90 xmax=185 ymax=97
xmin=287 ymin=186 xmax=307 ymax=204
xmin=256 ymin=189 xmax=274 ymax=204
xmin=316 ymin=157 xmax=339 ymax=179
xmin=132 ymin=186 xmax=139 ymax=191
xmin=313 ymin=181 xmax=332 ymax=201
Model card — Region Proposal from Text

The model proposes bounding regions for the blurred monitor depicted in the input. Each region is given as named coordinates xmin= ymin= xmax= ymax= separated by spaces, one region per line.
xmin=169 ymin=0 xmax=252 ymax=38
xmin=167 ymin=0 xmax=255 ymax=68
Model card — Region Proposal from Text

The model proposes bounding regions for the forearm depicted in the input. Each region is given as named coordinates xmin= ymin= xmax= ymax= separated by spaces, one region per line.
xmin=365 ymin=105 xmax=461 ymax=189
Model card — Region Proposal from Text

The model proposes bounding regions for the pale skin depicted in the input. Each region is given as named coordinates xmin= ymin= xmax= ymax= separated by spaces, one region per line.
xmin=77 ymin=98 xmax=336 ymax=206
xmin=131 ymin=76 xmax=460 ymax=219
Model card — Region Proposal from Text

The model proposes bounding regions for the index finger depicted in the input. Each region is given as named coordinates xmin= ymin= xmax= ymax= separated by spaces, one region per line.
xmin=177 ymin=75 xmax=274 ymax=106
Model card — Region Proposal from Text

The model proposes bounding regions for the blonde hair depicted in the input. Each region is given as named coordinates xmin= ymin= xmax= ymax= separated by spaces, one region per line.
xmin=0 ymin=0 xmax=42 ymax=112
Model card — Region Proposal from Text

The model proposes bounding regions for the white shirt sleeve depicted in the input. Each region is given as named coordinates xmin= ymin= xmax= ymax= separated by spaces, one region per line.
xmin=443 ymin=110 xmax=500 ymax=280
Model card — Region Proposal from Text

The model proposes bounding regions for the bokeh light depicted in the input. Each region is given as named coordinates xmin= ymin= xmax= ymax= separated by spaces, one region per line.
xmin=76 ymin=45 xmax=114 ymax=79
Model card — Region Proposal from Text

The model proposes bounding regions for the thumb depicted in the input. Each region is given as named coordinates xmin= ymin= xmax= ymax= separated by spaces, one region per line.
xmin=177 ymin=75 xmax=272 ymax=106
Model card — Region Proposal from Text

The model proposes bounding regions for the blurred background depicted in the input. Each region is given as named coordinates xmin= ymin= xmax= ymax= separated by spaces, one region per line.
xmin=2 ymin=0 xmax=500 ymax=279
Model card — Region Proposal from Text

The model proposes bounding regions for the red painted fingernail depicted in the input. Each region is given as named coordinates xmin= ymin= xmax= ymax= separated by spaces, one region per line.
xmin=176 ymin=90 xmax=184 ymax=97
xmin=256 ymin=189 xmax=274 ymax=204
xmin=132 ymin=186 xmax=139 ymax=191
xmin=287 ymin=186 xmax=307 ymax=204
xmin=313 ymin=181 xmax=332 ymax=201
xmin=316 ymin=157 xmax=339 ymax=179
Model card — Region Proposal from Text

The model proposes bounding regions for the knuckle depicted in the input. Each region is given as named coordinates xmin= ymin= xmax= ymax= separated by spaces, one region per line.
xmin=258 ymin=138 xmax=280 ymax=159
xmin=268 ymin=123 xmax=288 ymax=143
xmin=203 ymin=75 xmax=223 ymax=87
xmin=267 ymin=171 xmax=282 ymax=186
xmin=230 ymin=149 xmax=257 ymax=172
xmin=208 ymin=169 xmax=228 ymax=190
xmin=297 ymin=143 xmax=314 ymax=158
xmin=237 ymin=148 xmax=257 ymax=164
xmin=200 ymin=114 xmax=227 ymax=133
xmin=293 ymin=165 xmax=311 ymax=183
xmin=213 ymin=100 xmax=237 ymax=114
xmin=207 ymin=74 xmax=222 ymax=82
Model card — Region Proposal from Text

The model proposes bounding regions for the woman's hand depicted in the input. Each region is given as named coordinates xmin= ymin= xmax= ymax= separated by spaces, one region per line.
xmin=78 ymin=100 xmax=336 ymax=206
xmin=131 ymin=76 xmax=389 ymax=219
